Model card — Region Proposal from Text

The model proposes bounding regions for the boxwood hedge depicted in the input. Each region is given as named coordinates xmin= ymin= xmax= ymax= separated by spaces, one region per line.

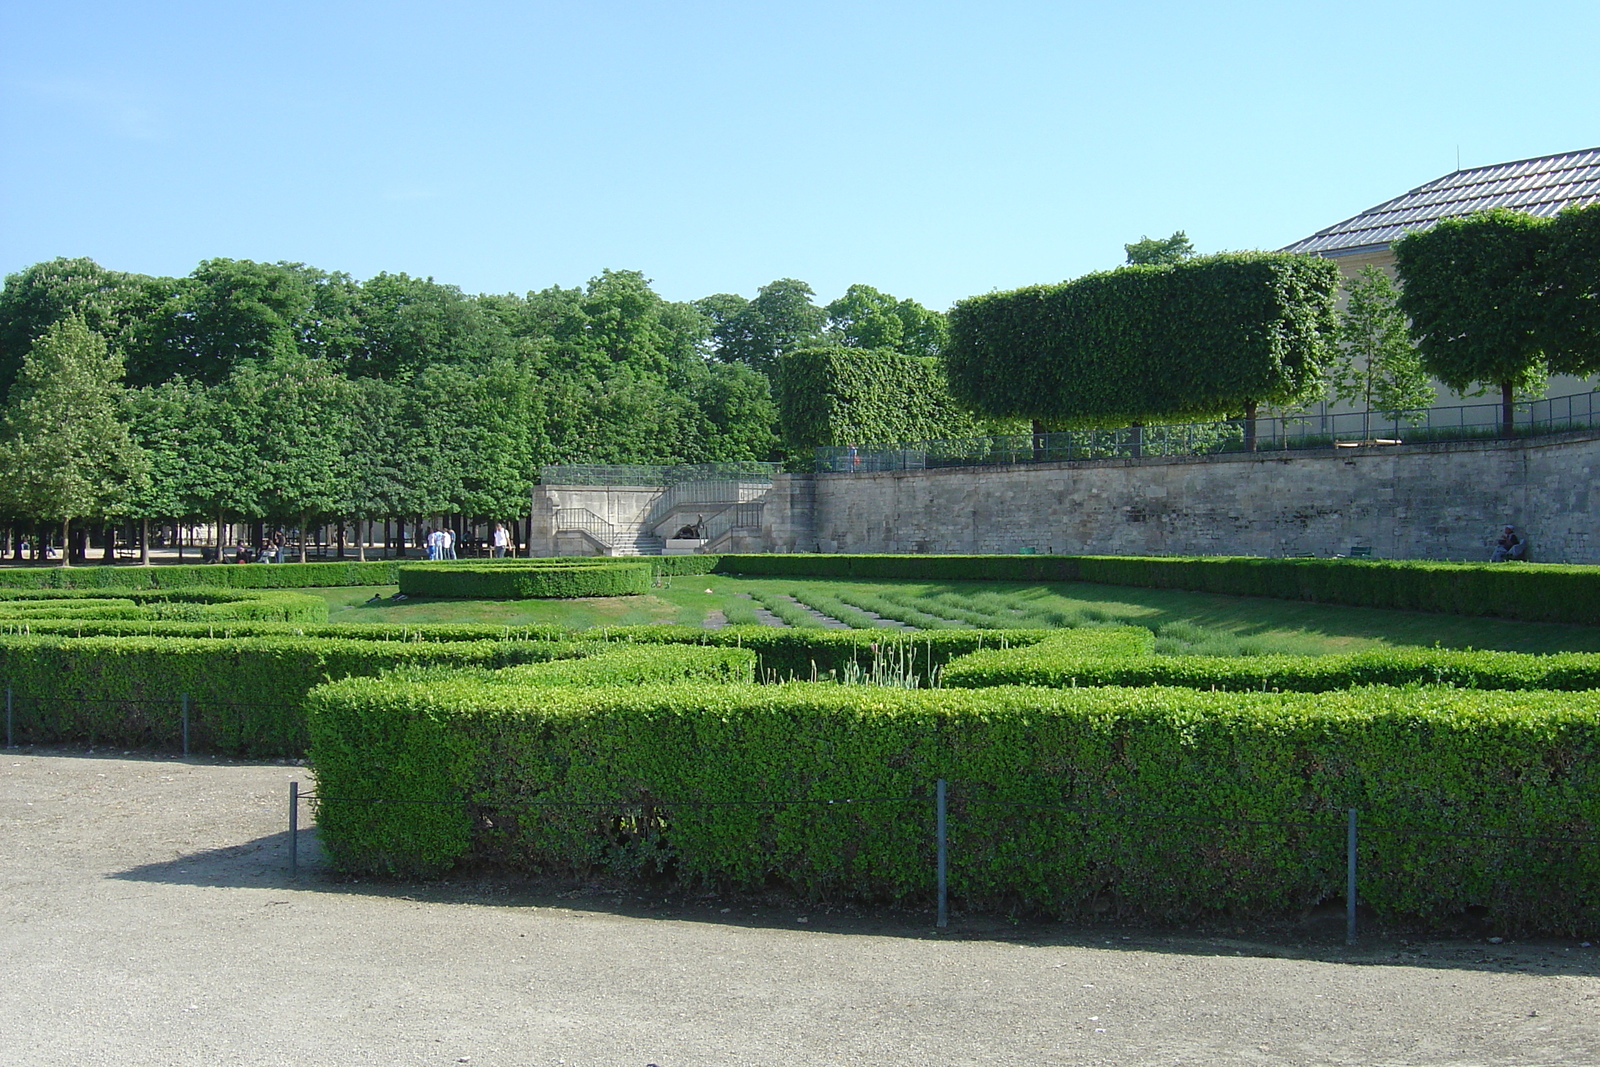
xmin=398 ymin=561 xmax=652 ymax=599
xmin=942 ymin=629 xmax=1600 ymax=691
xmin=0 ymin=634 xmax=584 ymax=755
xmin=306 ymin=677 xmax=1600 ymax=932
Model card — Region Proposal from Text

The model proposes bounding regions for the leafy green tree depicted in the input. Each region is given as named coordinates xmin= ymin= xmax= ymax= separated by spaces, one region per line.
xmin=1541 ymin=203 xmax=1600 ymax=376
xmin=1394 ymin=209 xmax=1553 ymax=435
xmin=689 ymin=361 xmax=779 ymax=461
xmin=946 ymin=253 xmax=1339 ymax=449
xmin=0 ymin=315 xmax=148 ymax=563
xmin=166 ymin=259 xmax=362 ymax=384
xmin=0 ymin=257 xmax=178 ymax=399
xmin=1331 ymin=266 xmax=1435 ymax=432
xmin=1124 ymin=231 xmax=1196 ymax=266
xmin=349 ymin=272 xmax=515 ymax=377
xmin=824 ymin=284 xmax=949 ymax=358
xmin=712 ymin=278 xmax=825 ymax=374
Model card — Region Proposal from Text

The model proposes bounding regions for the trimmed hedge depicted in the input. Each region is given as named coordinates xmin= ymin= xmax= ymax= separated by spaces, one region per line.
xmin=592 ymin=625 xmax=1051 ymax=679
xmin=399 ymin=561 xmax=652 ymax=599
xmin=306 ymin=677 xmax=1600 ymax=933
xmin=0 ymin=587 xmax=327 ymax=624
xmin=945 ymin=252 xmax=1339 ymax=425
xmin=0 ymin=634 xmax=583 ymax=756
xmin=943 ymin=633 xmax=1600 ymax=692
xmin=0 ymin=560 xmax=401 ymax=590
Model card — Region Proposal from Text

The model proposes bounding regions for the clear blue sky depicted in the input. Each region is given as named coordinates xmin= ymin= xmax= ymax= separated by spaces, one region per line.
xmin=3 ymin=0 xmax=1597 ymax=311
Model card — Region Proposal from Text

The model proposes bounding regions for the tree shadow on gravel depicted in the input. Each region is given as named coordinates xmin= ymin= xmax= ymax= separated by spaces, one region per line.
xmin=110 ymin=831 xmax=1600 ymax=979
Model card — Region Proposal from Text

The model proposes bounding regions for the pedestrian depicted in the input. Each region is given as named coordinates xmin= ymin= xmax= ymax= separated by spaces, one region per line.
xmin=442 ymin=526 xmax=456 ymax=560
xmin=492 ymin=522 xmax=510 ymax=558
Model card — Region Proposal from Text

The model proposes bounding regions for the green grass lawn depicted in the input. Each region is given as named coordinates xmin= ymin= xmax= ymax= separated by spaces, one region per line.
xmin=312 ymin=575 xmax=1600 ymax=655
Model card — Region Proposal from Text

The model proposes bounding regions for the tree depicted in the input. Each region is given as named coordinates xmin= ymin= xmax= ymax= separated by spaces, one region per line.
xmin=347 ymin=272 xmax=513 ymax=377
xmin=1393 ymin=209 xmax=1552 ymax=435
xmin=0 ymin=315 xmax=147 ymax=563
xmin=1540 ymin=203 xmax=1600 ymax=376
xmin=0 ymin=258 xmax=178 ymax=400
xmin=710 ymin=279 xmax=825 ymax=374
xmin=1124 ymin=231 xmax=1195 ymax=266
xmin=1330 ymin=266 xmax=1435 ymax=435
xmin=823 ymin=285 xmax=950 ymax=358
xmin=946 ymin=253 xmax=1339 ymax=450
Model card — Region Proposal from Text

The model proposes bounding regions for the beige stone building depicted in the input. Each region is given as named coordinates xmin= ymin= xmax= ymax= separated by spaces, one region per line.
xmin=1281 ymin=147 xmax=1600 ymax=418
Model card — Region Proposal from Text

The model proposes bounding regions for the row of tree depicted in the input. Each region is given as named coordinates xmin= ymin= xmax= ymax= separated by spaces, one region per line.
xmin=0 ymin=258 xmax=949 ymax=558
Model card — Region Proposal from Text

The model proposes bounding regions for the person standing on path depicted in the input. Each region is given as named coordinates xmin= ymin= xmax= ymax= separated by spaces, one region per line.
xmin=492 ymin=522 xmax=510 ymax=558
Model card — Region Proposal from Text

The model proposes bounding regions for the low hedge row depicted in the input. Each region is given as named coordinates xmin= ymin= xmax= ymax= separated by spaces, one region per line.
xmin=0 ymin=560 xmax=401 ymax=590
xmin=0 ymin=634 xmax=584 ymax=755
xmin=942 ymin=630 xmax=1600 ymax=691
xmin=398 ymin=561 xmax=652 ymax=599
xmin=592 ymin=625 xmax=1052 ymax=679
xmin=306 ymin=678 xmax=1600 ymax=932
xmin=708 ymin=554 xmax=1600 ymax=626
xmin=0 ymin=588 xmax=328 ymax=624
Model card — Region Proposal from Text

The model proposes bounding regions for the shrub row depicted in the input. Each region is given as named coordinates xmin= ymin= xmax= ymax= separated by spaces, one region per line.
xmin=709 ymin=554 xmax=1600 ymax=626
xmin=0 ymin=635 xmax=584 ymax=756
xmin=942 ymin=633 xmax=1600 ymax=691
xmin=398 ymin=561 xmax=653 ymax=599
xmin=306 ymin=678 xmax=1600 ymax=933
xmin=1066 ymin=555 xmax=1600 ymax=626
xmin=0 ymin=588 xmax=328 ymax=624
xmin=0 ymin=560 xmax=401 ymax=590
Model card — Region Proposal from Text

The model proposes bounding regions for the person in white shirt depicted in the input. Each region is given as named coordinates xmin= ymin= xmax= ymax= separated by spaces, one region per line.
xmin=492 ymin=522 xmax=511 ymax=558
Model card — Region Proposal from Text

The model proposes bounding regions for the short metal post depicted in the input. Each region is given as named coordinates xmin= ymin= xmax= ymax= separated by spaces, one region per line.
xmin=289 ymin=781 xmax=299 ymax=878
xmin=1346 ymin=808 xmax=1358 ymax=945
xmin=936 ymin=778 xmax=948 ymax=928
xmin=181 ymin=693 xmax=189 ymax=757
xmin=5 ymin=686 xmax=11 ymax=748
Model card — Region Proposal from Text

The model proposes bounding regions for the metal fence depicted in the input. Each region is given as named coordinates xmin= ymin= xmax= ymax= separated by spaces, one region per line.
xmin=541 ymin=462 xmax=781 ymax=487
xmin=817 ymin=390 xmax=1600 ymax=473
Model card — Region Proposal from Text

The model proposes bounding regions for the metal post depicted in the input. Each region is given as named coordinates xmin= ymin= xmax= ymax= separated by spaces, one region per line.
xmin=181 ymin=693 xmax=189 ymax=757
xmin=289 ymin=781 xmax=299 ymax=878
xmin=936 ymin=778 xmax=948 ymax=928
xmin=5 ymin=685 xmax=11 ymax=748
xmin=1346 ymin=808 xmax=1358 ymax=945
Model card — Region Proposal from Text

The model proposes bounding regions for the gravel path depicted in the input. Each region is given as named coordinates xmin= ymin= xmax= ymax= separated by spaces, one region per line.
xmin=3 ymin=749 xmax=1598 ymax=1066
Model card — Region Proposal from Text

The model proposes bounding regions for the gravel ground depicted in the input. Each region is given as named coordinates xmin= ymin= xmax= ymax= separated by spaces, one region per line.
xmin=3 ymin=748 xmax=1598 ymax=1067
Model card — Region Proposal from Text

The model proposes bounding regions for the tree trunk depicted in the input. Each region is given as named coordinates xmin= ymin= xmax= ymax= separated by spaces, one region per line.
xmin=299 ymin=514 xmax=309 ymax=563
xmin=1242 ymin=402 xmax=1258 ymax=453
xmin=1501 ymin=381 xmax=1515 ymax=438
xmin=102 ymin=523 xmax=115 ymax=563
xmin=1129 ymin=423 xmax=1143 ymax=460
xmin=140 ymin=518 xmax=150 ymax=566
xmin=357 ymin=518 xmax=367 ymax=563
xmin=60 ymin=518 xmax=71 ymax=568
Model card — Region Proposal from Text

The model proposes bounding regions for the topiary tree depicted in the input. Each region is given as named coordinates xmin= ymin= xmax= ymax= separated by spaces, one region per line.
xmin=775 ymin=345 xmax=1003 ymax=468
xmin=1540 ymin=203 xmax=1600 ymax=378
xmin=1393 ymin=209 xmax=1554 ymax=435
xmin=945 ymin=252 xmax=1339 ymax=451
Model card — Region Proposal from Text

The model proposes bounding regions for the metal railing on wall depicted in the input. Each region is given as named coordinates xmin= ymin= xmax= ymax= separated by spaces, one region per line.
xmin=554 ymin=508 xmax=617 ymax=545
xmin=541 ymin=462 xmax=781 ymax=487
xmin=818 ymin=390 xmax=1600 ymax=474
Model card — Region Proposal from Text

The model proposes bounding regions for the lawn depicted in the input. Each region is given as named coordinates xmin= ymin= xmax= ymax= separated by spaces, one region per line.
xmin=311 ymin=575 xmax=1600 ymax=655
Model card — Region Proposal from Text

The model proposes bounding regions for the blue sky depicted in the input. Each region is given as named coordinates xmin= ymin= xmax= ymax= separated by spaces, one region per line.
xmin=2 ymin=0 xmax=1597 ymax=310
